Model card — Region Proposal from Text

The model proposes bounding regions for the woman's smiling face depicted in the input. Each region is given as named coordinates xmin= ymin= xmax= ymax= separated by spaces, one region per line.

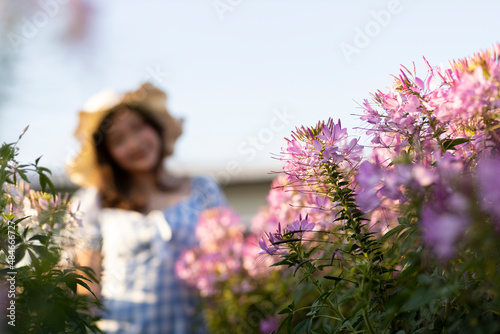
xmin=104 ymin=108 xmax=162 ymax=174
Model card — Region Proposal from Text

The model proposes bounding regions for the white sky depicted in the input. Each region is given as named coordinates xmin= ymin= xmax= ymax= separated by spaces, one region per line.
xmin=1 ymin=0 xmax=499 ymax=183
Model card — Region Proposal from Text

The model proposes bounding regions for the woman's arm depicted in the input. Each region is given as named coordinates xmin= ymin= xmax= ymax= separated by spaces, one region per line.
xmin=75 ymin=248 xmax=102 ymax=299
xmin=70 ymin=187 xmax=103 ymax=299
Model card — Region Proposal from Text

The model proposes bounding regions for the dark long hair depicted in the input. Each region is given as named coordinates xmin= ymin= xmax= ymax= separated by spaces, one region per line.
xmin=93 ymin=104 xmax=177 ymax=212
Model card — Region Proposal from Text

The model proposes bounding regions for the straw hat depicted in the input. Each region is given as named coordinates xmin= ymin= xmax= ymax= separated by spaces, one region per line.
xmin=66 ymin=82 xmax=183 ymax=188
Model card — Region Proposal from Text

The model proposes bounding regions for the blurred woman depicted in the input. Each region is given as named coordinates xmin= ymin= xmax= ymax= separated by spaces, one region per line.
xmin=67 ymin=83 xmax=227 ymax=333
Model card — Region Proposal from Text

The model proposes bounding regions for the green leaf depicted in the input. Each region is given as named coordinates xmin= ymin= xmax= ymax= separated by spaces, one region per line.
xmin=77 ymin=266 xmax=99 ymax=283
xmin=349 ymin=244 xmax=360 ymax=252
xmin=29 ymin=234 xmax=50 ymax=244
xmin=321 ymin=323 xmax=333 ymax=333
xmin=379 ymin=224 xmax=407 ymax=243
xmin=276 ymin=313 xmax=293 ymax=334
xmin=31 ymin=245 xmax=52 ymax=258
xmin=278 ymin=301 xmax=295 ymax=315
xmin=13 ymin=216 xmax=30 ymax=225
xmin=22 ymin=225 xmax=30 ymax=239
xmin=14 ymin=244 xmax=27 ymax=264
xmin=37 ymin=166 xmax=52 ymax=174
xmin=291 ymin=318 xmax=313 ymax=334
xmin=271 ymin=258 xmax=295 ymax=267
xmin=39 ymin=173 xmax=55 ymax=194
xmin=442 ymin=138 xmax=470 ymax=151
xmin=27 ymin=248 xmax=40 ymax=268
xmin=18 ymin=170 xmax=29 ymax=182
xmin=59 ymin=272 xmax=79 ymax=294
xmin=293 ymin=260 xmax=311 ymax=277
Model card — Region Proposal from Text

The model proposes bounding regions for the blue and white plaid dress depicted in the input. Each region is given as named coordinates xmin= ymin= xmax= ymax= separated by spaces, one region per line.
xmin=73 ymin=175 xmax=227 ymax=334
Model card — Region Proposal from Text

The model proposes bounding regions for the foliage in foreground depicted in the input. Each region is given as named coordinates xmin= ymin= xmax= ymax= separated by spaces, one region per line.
xmin=0 ymin=130 xmax=102 ymax=333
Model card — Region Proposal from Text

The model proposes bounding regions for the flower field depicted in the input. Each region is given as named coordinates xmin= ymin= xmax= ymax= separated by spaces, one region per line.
xmin=178 ymin=44 xmax=500 ymax=333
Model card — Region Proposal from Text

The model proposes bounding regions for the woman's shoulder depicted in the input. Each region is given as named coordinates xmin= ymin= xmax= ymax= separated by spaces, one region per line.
xmin=191 ymin=174 xmax=223 ymax=190
xmin=190 ymin=174 xmax=227 ymax=207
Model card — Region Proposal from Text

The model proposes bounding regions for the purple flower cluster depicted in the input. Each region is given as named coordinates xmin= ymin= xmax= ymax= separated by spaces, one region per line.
xmin=259 ymin=213 xmax=318 ymax=257
xmin=281 ymin=118 xmax=363 ymax=185
xmin=286 ymin=214 xmax=315 ymax=238
xmin=357 ymin=43 xmax=500 ymax=259
xmin=261 ymin=43 xmax=500 ymax=261
xmin=175 ymin=207 xmax=277 ymax=297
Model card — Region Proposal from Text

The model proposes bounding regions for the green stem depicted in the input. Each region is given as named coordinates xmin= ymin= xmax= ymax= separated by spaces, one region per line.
xmin=312 ymin=314 xmax=342 ymax=322
xmin=308 ymin=272 xmax=357 ymax=332
xmin=330 ymin=170 xmax=382 ymax=333
xmin=363 ymin=309 xmax=376 ymax=334
xmin=444 ymin=298 xmax=451 ymax=320
xmin=292 ymin=240 xmax=356 ymax=332
xmin=331 ymin=172 xmax=366 ymax=252
xmin=292 ymin=305 xmax=325 ymax=312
